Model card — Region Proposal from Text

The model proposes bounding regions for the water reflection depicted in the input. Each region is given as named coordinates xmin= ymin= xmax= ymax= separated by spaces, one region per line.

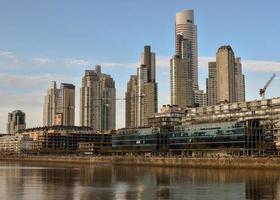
xmin=0 ymin=161 xmax=279 ymax=199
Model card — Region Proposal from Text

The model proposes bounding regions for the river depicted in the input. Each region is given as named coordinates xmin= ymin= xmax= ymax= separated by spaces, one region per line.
xmin=0 ymin=161 xmax=279 ymax=200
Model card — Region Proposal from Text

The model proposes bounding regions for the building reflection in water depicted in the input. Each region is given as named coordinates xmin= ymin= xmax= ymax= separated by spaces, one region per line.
xmin=0 ymin=161 xmax=280 ymax=199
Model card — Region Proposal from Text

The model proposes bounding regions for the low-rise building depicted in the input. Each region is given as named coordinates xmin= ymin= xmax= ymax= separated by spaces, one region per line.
xmin=18 ymin=126 xmax=112 ymax=154
xmin=113 ymin=119 xmax=274 ymax=156
xmin=0 ymin=134 xmax=33 ymax=153
xmin=148 ymin=105 xmax=185 ymax=128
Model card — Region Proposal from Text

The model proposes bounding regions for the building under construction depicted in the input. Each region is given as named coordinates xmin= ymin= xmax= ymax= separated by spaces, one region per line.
xmin=17 ymin=126 xmax=112 ymax=154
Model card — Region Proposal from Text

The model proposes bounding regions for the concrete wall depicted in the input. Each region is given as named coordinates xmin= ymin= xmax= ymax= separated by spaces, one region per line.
xmin=2 ymin=156 xmax=280 ymax=169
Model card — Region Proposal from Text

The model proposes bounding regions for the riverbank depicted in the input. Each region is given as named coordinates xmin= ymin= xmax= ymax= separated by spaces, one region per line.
xmin=1 ymin=155 xmax=280 ymax=169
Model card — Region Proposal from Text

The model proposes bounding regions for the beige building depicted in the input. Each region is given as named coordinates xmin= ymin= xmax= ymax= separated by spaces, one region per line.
xmin=125 ymin=75 xmax=138 ymax=128
xmin=207 ymin=46 xmax=245 ymax=105
xmin=216 ymin=45 xmax=236 ymax=103
xmin=7 ymin=110 xmax=26 ymax=135
xmin=194 ymin=89 xmax=207 ymax=107
xmin=80 ymin=65 xmax=116 ymax=131
xmin=43 ymin=82 xmax=75 ymax=126
xmin=0 ymin=134 xmax=33 ymax=153
xmin=183 ymin=97 xmax=280 ymax=129
xmin=131 ymin=45 xmax=158 ymax=127
xmin=170 ymin=55 xmax=193 ymax=108
xmin=175 ymin=9 xmax=198 ymax=89
xmin=235 ymin=57 xmax=246 ymax=102
xmin=171 ymin=10 xmax=204 ymax=108
xmin=206 ymin=62 xmax=217 ymax=106
xmin=148 ymin=105 xmax=186 ymax=128
xmin=137 ymin=46 xmax=158 ymax=127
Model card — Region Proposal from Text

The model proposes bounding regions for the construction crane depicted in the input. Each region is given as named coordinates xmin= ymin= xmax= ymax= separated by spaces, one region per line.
xmin=259 ymin=73 xmax=276 ymax=99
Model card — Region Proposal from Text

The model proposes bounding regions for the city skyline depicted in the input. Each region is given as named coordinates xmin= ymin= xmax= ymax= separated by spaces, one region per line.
xmin=1 ymin=1 xmax=280 ymax=132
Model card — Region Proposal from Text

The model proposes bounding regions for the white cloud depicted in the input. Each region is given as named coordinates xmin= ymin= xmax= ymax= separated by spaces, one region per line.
xmin=64 ymin=58 xmax=90 ymax=66
xmin=0 ymin=50 xmax=91 ymax=72
xmin=197 ymin=56 xmax=280 ymax=72
xmin=100 ymin=62 xmax=139 ymax=69
xmin=0 ymin=73 xmax=76 ymax=89
xmin=242 ymin=60 xmax=280 ymax=72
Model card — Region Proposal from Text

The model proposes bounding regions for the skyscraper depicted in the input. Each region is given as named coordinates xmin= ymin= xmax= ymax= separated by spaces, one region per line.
xmin=234 ymin=57 xmax=246 ymax=102
xmin=216 ymin=45 xmax=236 ymax=103
xmin=170 ymin=55 xmax=193 ymax=108
xmin=125 ymin=75 xmax=138 ymax=128
xmin=206 ymin=62 xmax=217 ymax=106
xmin=7 ymin=110 xmax=26 ymax=134
xmin=206 ymin=45 xmax=245 ymax=105
xmin=175 ymin=9 xmax=198 ymax=89
xmin=171 ymin=9 xmax=199 ymax=108
xmin=43 ymin=81 xmax=75 ymax=126
xmin=135 ymin=45 xmax=158 ymax=127
xmin=80 ymin=65 xmax=116 ymax=131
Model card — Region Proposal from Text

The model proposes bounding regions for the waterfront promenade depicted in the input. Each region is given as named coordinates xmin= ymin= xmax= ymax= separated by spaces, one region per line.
xmin=2 ymin=155 xmax=280 ymax=169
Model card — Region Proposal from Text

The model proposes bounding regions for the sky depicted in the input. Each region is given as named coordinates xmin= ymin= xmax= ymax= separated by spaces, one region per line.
xmin=1 ymin=0 xmax=280 ymax=133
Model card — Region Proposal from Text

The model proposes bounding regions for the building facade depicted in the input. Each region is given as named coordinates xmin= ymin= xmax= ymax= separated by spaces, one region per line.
xmin=206 ymin=62 xmax=217 ymax=106
xmin=17 ymin=126 xmax=112 ymax=154
xmin=171 ymin=9 xmax=204 ymax=108
xmin=148 ymin=105 xmax=185 ymax=128
xmin=194 ymin=89 xmax=207 ymax=107
xmin=0 ymin=134 xmax=33 ymax=153
xmin=43 ymin=81 xmax=75 ymax=126
xmin=235 ymin=57 xmax=246 ymax=102
xmin=175 ymin=9 xmax=198 ymax=89
xmin=125 ymin=75 xmax=138 ymax=128
xmin=136 ymin=46 xmax=158 ymax=127
xmin=170 ymin=55 xmax=193 ymax=108
xmin=80 ymin=65 xmax=116 ymax=131
xmin=216 ymin=45 xmax=236 ymax=103
xmin=7 ymin=110 xmax=26 ymax=135
xmin=206 ymin=46 xmax=245 ymax=105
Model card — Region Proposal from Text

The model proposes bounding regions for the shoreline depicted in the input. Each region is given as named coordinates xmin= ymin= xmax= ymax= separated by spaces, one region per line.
xmin=1 ymin=155 xmax=280 ymax=169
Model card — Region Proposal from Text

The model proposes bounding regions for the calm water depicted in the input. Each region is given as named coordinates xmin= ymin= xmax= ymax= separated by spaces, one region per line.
xmin=0 ymin=161 xmax=280 ymax=200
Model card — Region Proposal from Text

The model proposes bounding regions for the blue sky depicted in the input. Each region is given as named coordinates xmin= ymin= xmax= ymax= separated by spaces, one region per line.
xmin=1 ymin=0 xmax=280 ymax=133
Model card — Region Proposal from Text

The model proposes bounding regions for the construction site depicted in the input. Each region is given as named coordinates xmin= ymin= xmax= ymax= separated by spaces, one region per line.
xmin=16 ymin=126 xmax=112 ymax=154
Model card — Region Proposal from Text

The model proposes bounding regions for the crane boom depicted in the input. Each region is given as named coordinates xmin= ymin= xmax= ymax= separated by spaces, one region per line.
xmin=263 ymin=73 xmax=276 ymax=90
xmin=259 ymin=73 xmax=276 ymax=99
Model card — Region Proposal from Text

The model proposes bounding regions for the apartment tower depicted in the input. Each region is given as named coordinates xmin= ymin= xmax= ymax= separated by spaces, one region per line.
xmin=136 ymin=45 xmax=158 ymax=127
xmin=80 ymin=65 xmax=116 ymax=131
xmin=125 ymin=75 xmax=138 ymax=128
xmin=206 ymin=45 xmax=245 ymax=105
xmin=7 ymin=110 xmax=26 ymax=134
xmin=206 ymin=62 xmax=217 ymax=106
xmin=43 ymin=81 xmax=75 ymax=126
xmin=171 ymin=9 xmax=201 ymax=108
xmin=175 ymin=9 xmax=198 ymax=89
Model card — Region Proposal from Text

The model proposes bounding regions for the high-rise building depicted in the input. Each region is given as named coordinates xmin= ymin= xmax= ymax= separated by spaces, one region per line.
xmin=80 ymin=65 xmax=116 ymax=131
xmin=194 ymin=89 xmax=207 ymax=107
xmin=125 ymin=75 xmax=138 ymax=128
xmin=175 ymin=9 xmax=198 ymax=89
xmin=43 ymin=81 xmax=75 ymax=126
xmin=235 ymin=57 xmax=246 ymax=102
xmin=170 ymin=55 xmax=193 ymax=108
xmin=206 ymin=46 xmax=246 ymax=105
xmin=7 ymin=110 xmax=26 ymax=134
xmin=171 ymin=9 xmax=199 ymax=108
xmin=216 ymin=45 xmax=236 ymax=103
xmin=206 ymin=62 xmax=217 ymax=106
xmin=136 ymin=45 xmax=158 ymax=127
